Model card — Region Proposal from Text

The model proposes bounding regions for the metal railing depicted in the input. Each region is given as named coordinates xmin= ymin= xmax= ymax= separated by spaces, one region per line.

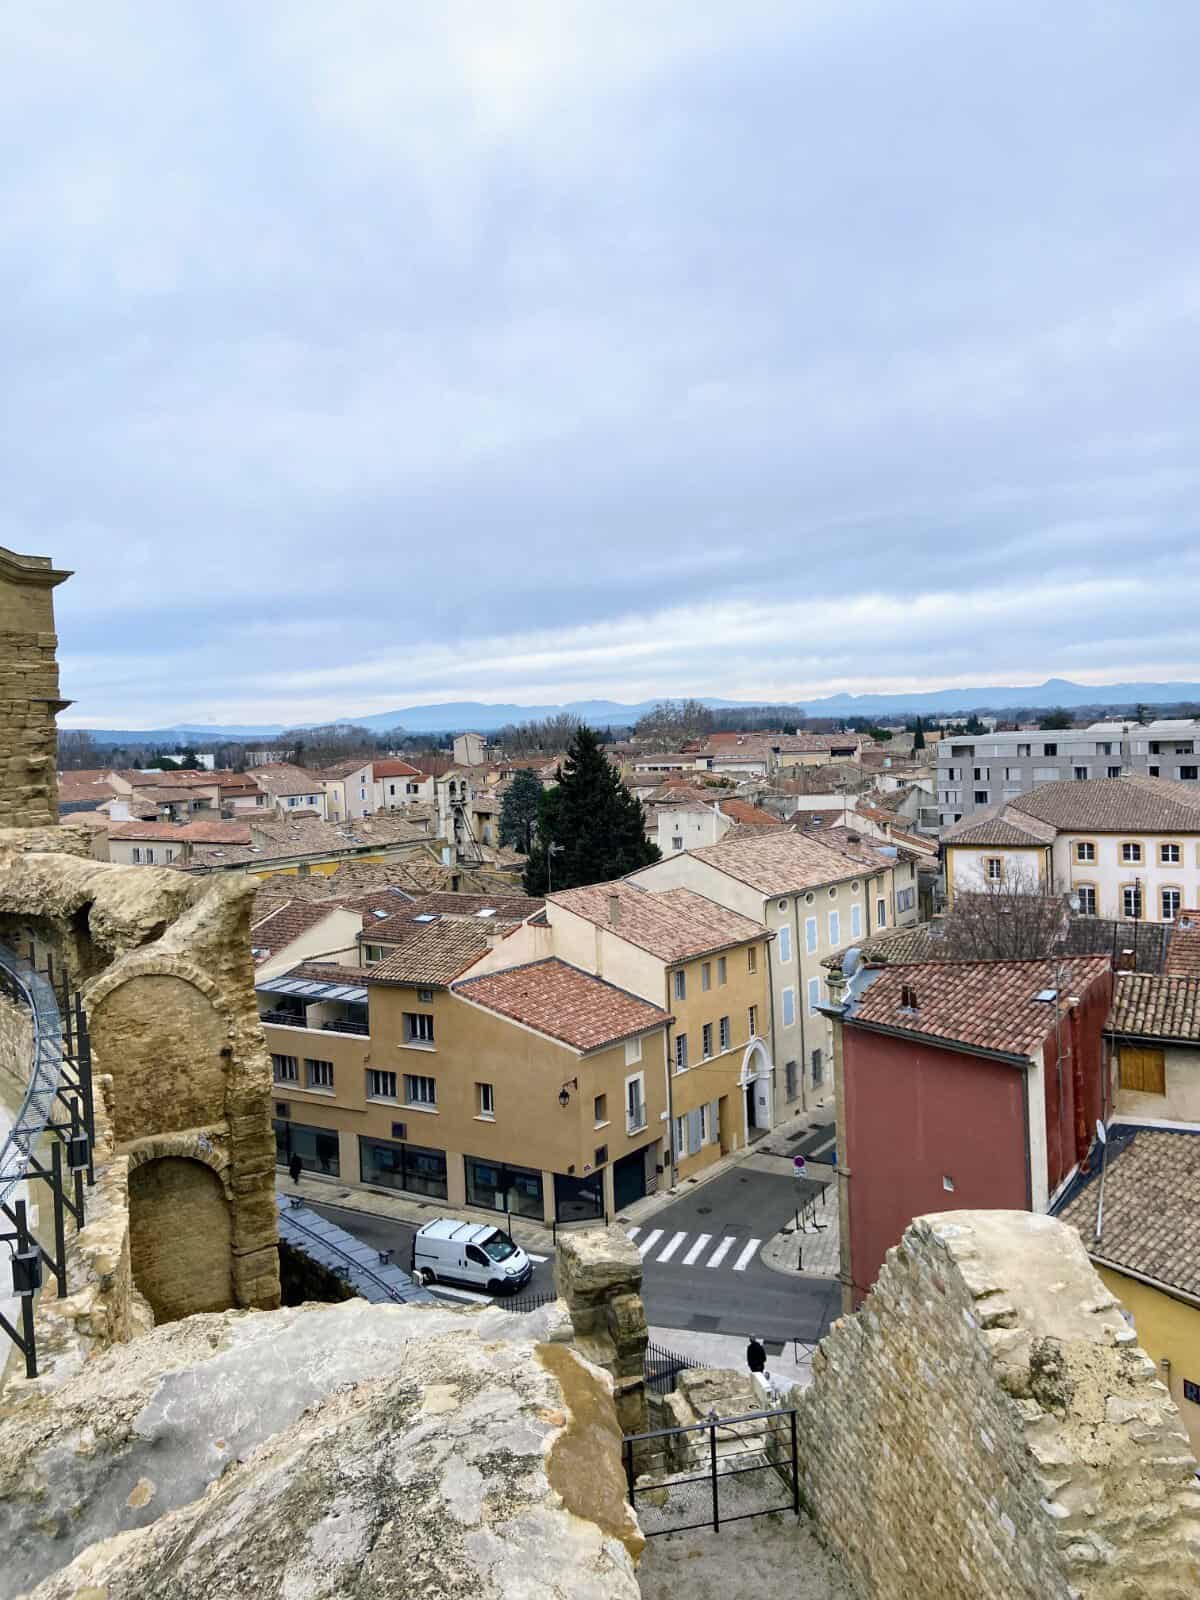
xmin=494 ymin=1288 xmax=557 ymax=1315
xmin=278 ymin=1197 xmax=420 ymax=1305
xmin=623 ymin=1405 xmax=800 ymax=1536
xmin=0 ymin=944 xmax=95 ymax=1379
xmin=322 ymin=1019 xmax=369 ymax=1036
xmin=645 ymin=1339 xmax=697 ymax=1396
xmin=626 ymin=1108 xmax=647 ymax=1135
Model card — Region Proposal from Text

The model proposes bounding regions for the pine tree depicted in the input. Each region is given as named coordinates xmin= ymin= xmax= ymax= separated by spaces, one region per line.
xmin=499 ymin=768 xmax=541 ymax=854
xmin=912 ymin=717 xmax=926 ymax=751
xmin=522 ymin=725 xmax=658 ymax=895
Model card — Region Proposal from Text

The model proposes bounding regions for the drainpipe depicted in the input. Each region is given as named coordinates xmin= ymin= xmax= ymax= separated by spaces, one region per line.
xmin=664 ymin=973 xmax=677 ymax=1187
xmin=791 ymin=894 xmax=807 ymax=1113
xmin=1070 ymin=999 xmax=1089 ymax=1170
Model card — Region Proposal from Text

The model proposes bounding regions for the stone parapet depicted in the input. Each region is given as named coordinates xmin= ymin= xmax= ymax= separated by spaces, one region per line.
xmin=793 ymin=1209 xmax=1200 ymax=1600
xmin=556 ymin=1225 xmax=648 ymax=1436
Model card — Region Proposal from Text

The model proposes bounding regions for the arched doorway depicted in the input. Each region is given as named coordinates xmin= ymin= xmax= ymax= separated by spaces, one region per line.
xmin=129 ymin=1156 xmax=233 ymax=1323
xmin=739 ymin=1039 xmax=774 ymax=1143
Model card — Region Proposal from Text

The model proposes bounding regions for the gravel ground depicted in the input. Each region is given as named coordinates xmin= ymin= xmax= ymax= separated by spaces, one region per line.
xmin=637 ymin=1508 xmax=856 ymax=1600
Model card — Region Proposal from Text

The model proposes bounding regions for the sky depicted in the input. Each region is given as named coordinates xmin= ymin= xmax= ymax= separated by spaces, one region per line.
xmin=5 ymin=3 xmax=1200 ymax=730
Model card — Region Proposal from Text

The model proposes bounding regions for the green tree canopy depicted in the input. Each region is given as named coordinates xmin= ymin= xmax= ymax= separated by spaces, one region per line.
xmin=523 ymin=725 xmax=659 ymax=895
xmin=1038 ymin=708 xmax=1072 ymax=730
xmin=499 ymin=768 xmax=542 ymax=854
xmin=912 ymin=717 xmax=926 ymax=751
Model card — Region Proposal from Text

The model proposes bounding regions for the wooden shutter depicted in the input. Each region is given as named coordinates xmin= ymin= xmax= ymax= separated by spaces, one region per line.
xmin=1120 ymin=1046 xmax=1166 ymax=1095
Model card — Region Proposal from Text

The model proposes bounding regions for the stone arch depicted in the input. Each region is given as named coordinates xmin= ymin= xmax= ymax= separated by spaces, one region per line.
xmin=738 ymin=1037 xmax=772 ymax=1087
xmin=86 ymin=961 xmax=232 ymax=1145
xmin=128 ymin=1155 xmax=233 ymax=1322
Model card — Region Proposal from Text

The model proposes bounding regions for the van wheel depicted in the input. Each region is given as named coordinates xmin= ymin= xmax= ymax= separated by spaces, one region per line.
xmin=418 ymin=1268 xmax=437 ymax=1287
xmin=487 ymin=1279 xmax=503 ymax=1297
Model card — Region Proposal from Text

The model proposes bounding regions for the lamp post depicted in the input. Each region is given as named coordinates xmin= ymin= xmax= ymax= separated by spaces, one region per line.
xmin=546 ymin=841 xmax=564 ymax=893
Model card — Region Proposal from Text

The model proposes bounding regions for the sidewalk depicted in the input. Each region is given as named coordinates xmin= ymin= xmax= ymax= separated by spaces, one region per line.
xmin=648 ymin=1325 xmax=817 ymax=1394
xmin=759 ymin=1167 xmax=840 ymax=1279
xmin=274 ymin=1097 xmax=839 ymax=1258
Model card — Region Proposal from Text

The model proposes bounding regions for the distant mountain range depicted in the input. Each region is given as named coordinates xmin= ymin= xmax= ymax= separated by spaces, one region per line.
xmin=67 ymin=680 xmax=1200 ymax=745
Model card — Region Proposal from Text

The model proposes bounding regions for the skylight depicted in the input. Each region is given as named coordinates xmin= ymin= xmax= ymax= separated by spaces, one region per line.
xmin=1033 ymin=988 xmax=1058 ymax=1003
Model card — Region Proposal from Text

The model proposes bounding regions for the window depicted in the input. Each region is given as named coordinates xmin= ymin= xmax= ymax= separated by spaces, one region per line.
xmin=747 ymin=946 xmax=757 ymax=974
xmin=594 ymin=1145 xmax=608 ymax=1167
xmin=624 ymin=1036 xmax=642 ymax=1065
xmin=876 ymin=899 xmax=887 ymax=928
xmin=717 ymin=956 xmax=727 ymax=985
xmin=675 ymin=1033 xmax=689 ymax=1072
xmin=827 ymin=909 xmax=840 ymax=947
xmin=1162 ymin=887 xmax=1182 ymax=922
xmin=898 ymin=885 xmax=917 ymax=913
xmin=1004 ymin=766 xmax=1021 ymax=781
xmin=1161 ymin=842 xmax=1182 ymax=864
xmin=850 ymin=902 xmax=863 ymax=938
xmin=985 ymin=857 xmax=1002 ymax=881
xmin=748 ymin=1004 xmax=758 ymax=1037
xmin=363 ymin=944 xmax=385 ymax=963
xmin=417 ymin=988 xmax=434 ymax=1003
xmin=404 ymin=1012 xmax=435 ymax=1045
xmin=1119 ymin=1046 xmax=1165 ymax=1096
xmin=1073 ymin=766 xmax=1090 ymax=781
xmin=973 ymin=766 xmax=988 ymax=781
xmin=272 ymin=1054 xmax=298 ymax=1084
xmin=476 ymin=1081 xmax=495 ymax=1118
xmin=1182 ymin=767 xmax=1199 ymax=781
xmin=594 ymin=1093 xmax=608 ymax=1126
xmin=807 ymin=977 xmax=821 ymax=1015
xmin=719 ymin=1015 xmax=731 ymax=1051
xmin=1017 ymin=743 xmax=1031 ymax=757
xmin=673 ymin=970 xmax=687 ymax=1001
xmin=358 ymin=1135 xmax=448 ymax=1199
xmin=367 ymin=1069 xmax=398 ymax=1101
xmin=1122 ymin=885 xmax=1142 ymax=920
xmin=1149 ymin=766 xmax=1160 ymax=778
xmin=1121 ymin=842 xmax=1142 ymax=864
xmin=799 ymin=918 xmax=815 ymax=958
xmin=671 ymin=834 xmax=684 ymax=852
xmin=1075 ymin=884 xmax=1097 ymax=916
xmin=785 ymin=1060 xmax=798 ymax=1100
xmin=466 ymin=1158 xmax=542 ymax=1218
xmin=811 ymin=1047 xmax=824 ymax=1086
xmin=701 ymin=961 xmax=712 ymax=990
xmin=782 ymin=988 xmax=795 ymax=1027
xmin=673 ymin=1114 xmax=687 ymax=1159
xmin=776 ymin=925 xmax=792 ymax=965
xmin=1076 ymin=841 xmax=1096 ymax=862
xmin=1033 ymin=767 xmax=1060 ymax=781
xmin=702 ymin=1022 xmax=713 ymax=1058
xmin=626 ymin=1073 xmax=646 ymax=1133
xmin=1043 ymin=742 xmax=1058 ymax=756
xmin=404 ymin=1073 xmax=436 ymax=1107
xmin=974 ymin=790 xmax=989 ymax=805
xmin=1107 ymin=766 xmax=1122 ymax=779
xmin=164 ymin=848 xmax=175 ymax=862
xmin=305 ymin=1058 xmax=334 ymax=1090
xmin=131 ymin=847 xmax=142 ymax=864
xmin=275 ymin=1120 xmax=340 ymax=1177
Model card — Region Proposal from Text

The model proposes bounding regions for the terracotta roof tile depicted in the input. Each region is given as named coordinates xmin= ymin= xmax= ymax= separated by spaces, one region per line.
xmin=688 ymin=830 xmax=878 ymax=895
xmin=1106 ymin=972 xmax=1200 ymax=1042
xmin=1009 ymin=775 xmax=1200 ymax=834
xmin=718 ymin=799 xmax=783 ymax=826
xmin=363 ymin=919 xmax=509 ymax=987
xmin=453 ymin=958 xmax=671 ymax=1052
xmin=250 ymin=900 xmax=351 ymax=961
xmin=1055 ymin=1126 xmax=1200 ymax=1297
xmin=1163 ymin=912 xmax=1200 ymax=978
xmin=548 ymin=882 xmax=767 ymax=963
xmin=846 ymin=955 xmax=1111 ymax=1057
xmin=942 ymin=807 xmax=1058 ymax=846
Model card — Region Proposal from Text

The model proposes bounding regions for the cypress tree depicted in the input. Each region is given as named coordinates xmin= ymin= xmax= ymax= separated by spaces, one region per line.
xmin=522 ymin=725 xmax=658 ymax=895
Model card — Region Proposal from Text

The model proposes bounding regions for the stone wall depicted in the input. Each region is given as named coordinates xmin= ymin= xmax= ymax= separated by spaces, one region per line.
xmin=555 ymin=1225 xmax=648 ymax=1437
xmin=0 ymin=989 xmax=33 ymax=1097
xmin=792 ymin=1210 xmax=1200 ymax=1600
xmin=0 ymin=546 xmax=71 ymax=830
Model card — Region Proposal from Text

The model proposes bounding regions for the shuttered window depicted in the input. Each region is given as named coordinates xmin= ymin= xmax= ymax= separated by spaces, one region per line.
xmin=1119 ymin=1047 xmax=1166 ymax=1095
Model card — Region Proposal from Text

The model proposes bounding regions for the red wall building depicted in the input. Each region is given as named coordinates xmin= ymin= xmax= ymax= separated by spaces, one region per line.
xmin=835 ymin=956 xmax=1112 ymax=1307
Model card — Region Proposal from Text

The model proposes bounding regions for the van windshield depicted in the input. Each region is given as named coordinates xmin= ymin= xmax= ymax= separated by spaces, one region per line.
xmin=482 ymin=1231 xmax=517 ymax=1262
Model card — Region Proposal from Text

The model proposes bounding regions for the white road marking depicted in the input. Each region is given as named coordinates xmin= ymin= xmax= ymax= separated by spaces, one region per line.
xmin=626 ymin=1226 xmax=641 ymax=1241
xmin=705 ymin=1236 xmax=736 ymax=1269
xmin=655 ymin=1231 xmax=688 ymax=1263
xmin=732 ymin=1238 xmax=762 ymax=1272
xmin=682 ymin=1233 xmax=712 ymax=1266
xmin=637 ymin=1229 xmax=664 ymax=1257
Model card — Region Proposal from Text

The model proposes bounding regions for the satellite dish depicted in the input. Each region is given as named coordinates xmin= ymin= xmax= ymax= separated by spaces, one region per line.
xmin=1095 ymin=1120 xmax=1107 ymax=1145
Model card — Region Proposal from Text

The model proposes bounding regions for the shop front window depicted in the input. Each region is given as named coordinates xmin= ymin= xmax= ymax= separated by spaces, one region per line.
xmin=358 ymin=1135 xmax=447 ymax=1200
xmin=273 ymin=1119 xmax=340 ymax=1177
xmin=465 ymin=1157 xmax=544 ymax=1219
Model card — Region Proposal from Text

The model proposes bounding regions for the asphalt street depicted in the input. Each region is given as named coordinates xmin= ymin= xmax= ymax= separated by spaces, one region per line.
xmin=310 ymin=1155 xmax=839 ymax=1342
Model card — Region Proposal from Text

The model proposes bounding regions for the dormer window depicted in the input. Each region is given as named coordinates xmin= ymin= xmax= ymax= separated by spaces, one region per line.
xmin=900 ymin=984 xmax=918 ymax=1012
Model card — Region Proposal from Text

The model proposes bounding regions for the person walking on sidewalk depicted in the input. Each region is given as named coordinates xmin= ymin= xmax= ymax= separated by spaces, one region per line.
xmin=289 ymin=1152 xmax=303 ymax=1186
xmin=746 ymin=1335 xmax=767 ymax=1379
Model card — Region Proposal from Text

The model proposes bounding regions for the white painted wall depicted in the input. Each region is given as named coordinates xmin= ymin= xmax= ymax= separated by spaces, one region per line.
xmin=655 ymin=805 xmax=728 ymax=857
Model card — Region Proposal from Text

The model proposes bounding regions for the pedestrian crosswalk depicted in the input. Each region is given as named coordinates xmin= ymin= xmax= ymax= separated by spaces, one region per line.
xmin=627 ymin=1224 xmax=763 ymax=1272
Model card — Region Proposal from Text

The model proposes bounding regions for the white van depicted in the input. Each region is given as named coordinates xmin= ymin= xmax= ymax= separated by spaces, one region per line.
xmin=411 ymin=1219 xmax=533 ymax=1295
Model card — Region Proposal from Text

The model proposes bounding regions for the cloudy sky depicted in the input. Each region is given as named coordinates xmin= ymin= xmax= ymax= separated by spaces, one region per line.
xmin=6 ymin=3 xmax=1200 ymax=729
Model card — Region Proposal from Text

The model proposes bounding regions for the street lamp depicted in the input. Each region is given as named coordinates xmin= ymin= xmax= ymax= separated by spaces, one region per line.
xmin=546 ymin=841 xmax=564 ymax=893
xmin=558 ymin=1077 xmax=578 ymax=1108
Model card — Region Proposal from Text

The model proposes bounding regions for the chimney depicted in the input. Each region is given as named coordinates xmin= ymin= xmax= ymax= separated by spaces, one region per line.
xmin=608 ymin=892 xmax=622 ymax=927
xmin=1116 ymin=948 xmax=1136 ymax=973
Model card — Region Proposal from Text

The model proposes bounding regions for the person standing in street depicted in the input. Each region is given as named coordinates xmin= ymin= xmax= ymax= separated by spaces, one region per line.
xmin=289 ymin=1152 xmax=303 ymax=1186
xmin=746 ymin=1335 xmax=767 ymax=1378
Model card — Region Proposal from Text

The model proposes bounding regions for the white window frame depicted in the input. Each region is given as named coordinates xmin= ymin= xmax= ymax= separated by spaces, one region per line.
xmin=673 ymin=969 xmax=687 ymax=1001
xmin=403 ymin=1072 xmax=436 ymax=1108
xmin=717 ymin=956 xmax=727 ymax=985
xmin=624 ymin=1035 xmax=642 ymax=1065
xmin=702 ymin=1021 xmax=713 ymax=1058
xmin=404 ymin=1012 xmax=435 ymax=1046
xmin=876 ymin=898 xmax=887 ymax=928
xmin=719 ymin=1015 xmax=731 ymax=1051
xmin=701 ymin=961 xmax=712 ymax=990
xmin=476 ymin=1081 xmax=495 ymax=1118
xmin=675 ymin=1033 xmax=689 ymax=1072
xmin=367 ymin=1069 xmax=399 ymax=1102
xmin=625 ymin=1071 xmax=647 ymax=1134
xmin=305 ymin=1058 xmax=334 ymax=1090
xmin=272 ymin=1054 xmax=299 ymax=1084
xmin=1162 ymin=886 xmax=1182 ymax=922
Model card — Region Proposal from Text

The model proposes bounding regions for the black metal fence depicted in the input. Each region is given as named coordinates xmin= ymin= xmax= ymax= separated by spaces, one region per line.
xmin=623 ymin=1406 xmax=800 ymax=1536
xmin=0 ymin=944 xmax=96 ymax=1379
xmin=645 ymin=1339 xmax=697 ymax=1395
xmin=495 ymin=1288 xmax=557 ymax=1315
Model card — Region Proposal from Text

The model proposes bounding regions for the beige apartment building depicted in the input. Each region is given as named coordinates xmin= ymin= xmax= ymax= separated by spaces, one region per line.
xmin=261 ymin=918 xmax=673 ymax=1222
xmin=320 ymin=758 xmax=375 ymax=822
xmin=630 ymin=828 xmax=920 ymax=1119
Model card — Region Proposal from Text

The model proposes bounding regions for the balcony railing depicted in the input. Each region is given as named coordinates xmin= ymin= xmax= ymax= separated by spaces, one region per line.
xmin=626 ymin=1107 xmax=647 ymax=1135
xmin=261 ymin=1009 xmax=307 ymax=1028
xmin=260 ymin=1009 xmax=369 ymax=1038
xmin=322 ymin=1018 xmax=369 ymax=1036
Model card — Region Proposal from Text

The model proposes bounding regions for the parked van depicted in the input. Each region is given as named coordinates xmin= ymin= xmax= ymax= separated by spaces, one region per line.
xmin=411 ymin=1219 xmax=533 ymax=1295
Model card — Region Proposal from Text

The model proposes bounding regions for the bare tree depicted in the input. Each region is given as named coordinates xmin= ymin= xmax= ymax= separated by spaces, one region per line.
xmin=57 ymin=729 xmax=97 ymax=770
xmin=936 ymin=866 xmax=1070 ymax=961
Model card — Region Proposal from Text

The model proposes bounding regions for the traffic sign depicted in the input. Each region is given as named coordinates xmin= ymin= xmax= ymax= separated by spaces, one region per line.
xmin=792 ymin=1155 xmax=807 ymax=1176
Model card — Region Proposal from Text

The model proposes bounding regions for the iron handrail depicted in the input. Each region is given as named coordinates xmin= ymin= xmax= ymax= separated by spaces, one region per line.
xmin=623 ymin=1404 xmax=796 ymax=1446
xmin=279 ymin=1199 xmax=419 ymax=1305
xmin=0 ymin=945 xmax=65 ymax=1216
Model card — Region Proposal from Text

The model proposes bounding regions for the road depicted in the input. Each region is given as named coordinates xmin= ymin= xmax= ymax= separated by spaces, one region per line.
xmin=309 ymin=1155 xmax=839 ymax=1342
